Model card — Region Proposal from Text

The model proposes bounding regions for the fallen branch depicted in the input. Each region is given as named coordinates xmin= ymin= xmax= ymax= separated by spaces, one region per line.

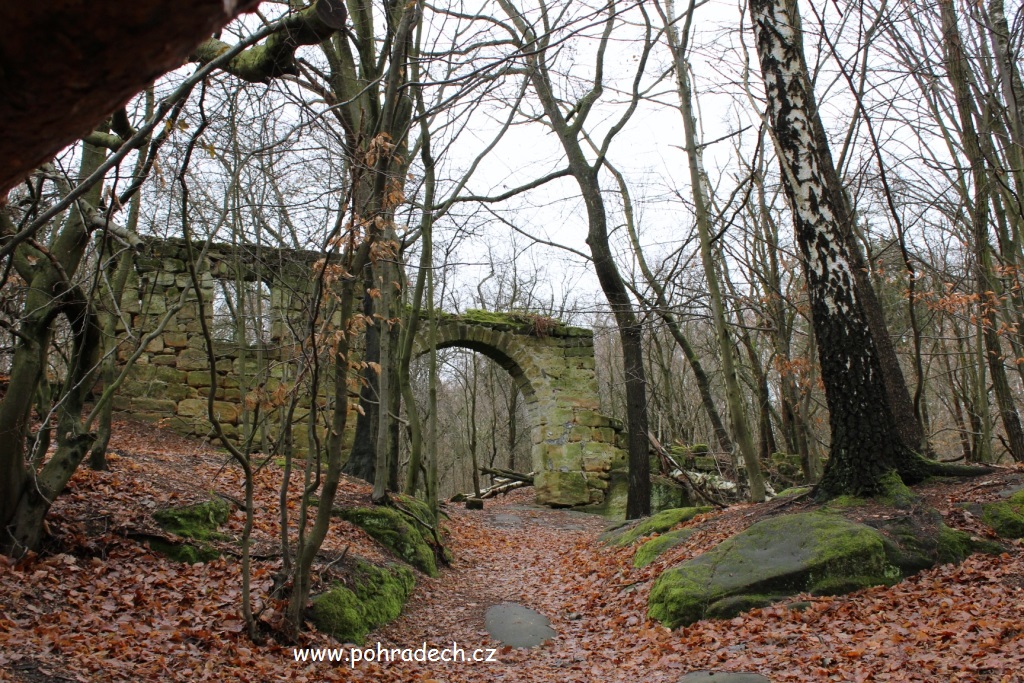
xmin=648 ymin=432 xmax=728 ymax=509
xmin=481 ymin=479 xmax=529 ymax=499
xmin=480 ymin=466 xmax=534 ymax=484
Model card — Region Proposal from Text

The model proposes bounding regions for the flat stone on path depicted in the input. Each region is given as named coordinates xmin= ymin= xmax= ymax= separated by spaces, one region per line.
xmin=678 ymin=672 xmax=771 ymax=682
xmin=484 ymin=602 xmax=555 ymax=648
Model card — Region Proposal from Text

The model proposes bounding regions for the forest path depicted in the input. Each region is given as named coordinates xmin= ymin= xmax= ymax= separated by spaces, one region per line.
xmin=364 ymin=491 xmax=641 ymax=682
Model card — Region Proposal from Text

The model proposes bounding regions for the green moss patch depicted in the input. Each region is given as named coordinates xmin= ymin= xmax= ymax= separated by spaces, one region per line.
xmin=648 ymin=512 xmax=891 ymax=628
xmin=311 ymin=558 xmax=415 ymax=644
xmin=876 ymin=471 xmax=918 ymax=509
xmin=634 ymin=528 xmax=695 ymax=568
xmin=602 ymin=507 xmax=710 ymax=547
xmin=153 ymin=497 xmax=231 ymax=539
xmin=981 ymin=490 xmax=1024 ymax=538
xmin=151 ymin=497 xmax=231 ymax=563
xmin=775 ymin=486 xmax=812 ymax=499
xmin=334 ymin=504 xmax=439 ymax=577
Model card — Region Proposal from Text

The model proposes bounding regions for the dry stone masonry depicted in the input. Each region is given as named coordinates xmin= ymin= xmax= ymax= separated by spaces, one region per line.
xmin=111 ymin=237 xmax=331 ymax=455
xmin=112 ymin=239 xmax=628 ymax=509
xmin=415 ymin=312 xmax=629 ymax=508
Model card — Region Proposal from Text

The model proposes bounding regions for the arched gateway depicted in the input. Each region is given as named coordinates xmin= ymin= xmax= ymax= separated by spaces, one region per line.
xmin=107 ymin=238 xmax=628 ymax=509
xmin=414 ymin=312 xmax=628 ymax=508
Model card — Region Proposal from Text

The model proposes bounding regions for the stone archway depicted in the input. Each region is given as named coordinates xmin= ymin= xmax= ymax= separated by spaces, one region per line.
xmin=414 ymin=311 xmax=628 ymax=508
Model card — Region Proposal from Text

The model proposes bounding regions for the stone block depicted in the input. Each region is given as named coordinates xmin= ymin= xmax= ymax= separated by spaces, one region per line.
xmin=694 ymin=456 xmax=718 ymax=472
xmin=576 ymin=410 xmax=611 ymax=428
xmin=177 ymin=398 xmax=207 ymax=418
xmin=176 ymin=304 xmax=199 ymax=321
xmin=162 ymin=258 xmax=185 ymax=273
xmin=177 ymin=348 xmax=210 ymax=371
xmin=163 ymin=332 xmax=188 ymax=348
xmin=120 ymin=296 xmax=142 ymax=314
xmin=187 ymin=371 xmax=212 ymax=387
xmin=535 ymin=471 xmax=590 ymax=507
xmin=210 ymin=401 xmax=240 ymax=424
xmin=144 ymin=336 xmax=164 ymax=353
xmin=568 ymin=425 xmax=591 ymax=442
xmin=163 ymin=416 xmax=213 ymax=437
xmin=151 ymin=354 xmax=178 ymax=366
xmin=130 ymin=398 xmax=178 ymax=414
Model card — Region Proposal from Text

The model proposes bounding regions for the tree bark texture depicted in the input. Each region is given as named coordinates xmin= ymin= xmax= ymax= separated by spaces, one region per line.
xmin=0 ymin=0 xmax=258 ymax=194
xmin=749 ymin=0 xmax=925 ymax=495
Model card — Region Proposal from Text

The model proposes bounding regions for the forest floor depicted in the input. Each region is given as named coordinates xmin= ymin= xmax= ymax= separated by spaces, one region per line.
xmin=1 ymin=418 xmax=1023 ymax=682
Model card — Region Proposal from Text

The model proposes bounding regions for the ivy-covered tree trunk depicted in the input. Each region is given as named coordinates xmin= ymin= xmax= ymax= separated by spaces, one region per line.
xmin=748 ymin=0 xmax=926 ymax=496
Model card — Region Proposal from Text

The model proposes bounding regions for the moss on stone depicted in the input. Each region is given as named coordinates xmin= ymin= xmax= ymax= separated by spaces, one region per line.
xmin=311 ymin=558 xmax=415 ymax=644
xmin=981 ymin=490 xmax=1024 ymax=538
xmin=634 ymin=528 xmax=695 ymax=568
xmin=606 ymin=507 xmax=710 ymax=547
xmin=873 ymin=511 xmax=995 ymax=575
xmin=334 ymin=505 xmax=438 ymax=577
xmin=825 ymin=495 xmax=868 ymax=510
xmin=151 ymin=497 xmax=231 ymax=563
xmin=648 ymin=512 xmax=890 ymax=628
xmin=935 ymin=525 xmax=975 ymax=564
xmin=147 ymin=537 xmax=221 ymax=564
xmin=775 ymin=486 xmax=812 ymax=499
xmin=153 ymin=498 xmax=231 ymax=540
xmin=809 ymin=575 xmax=886 ymax=596
xmin=650 ymin=477 xmax=691 ymax=513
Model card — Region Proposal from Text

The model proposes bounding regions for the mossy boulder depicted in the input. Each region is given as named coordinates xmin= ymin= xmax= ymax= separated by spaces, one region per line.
xmin=151 ymin=497 xmax=231 ymax=563
xmin=981 ymin=490 xmax=1024 ymax=538
xmin=648 ymin=512 xmax=892 ymax=628
xmin=601 ymin=507 xmax=710 ymax=547
xmin=869 ymin=511 xmax=993 ymax=573
xmin=634 ymin=528 xmax=695 ymax=568
xmin=311 ymin=558 xmax=415 ymax=644
xmin=146 ymin=537 xmax=222 ymax=563
xmin=650 ymin=476 xmax=691 ymax=513
xmin=334 ymin=504 xmax=438 ymax=577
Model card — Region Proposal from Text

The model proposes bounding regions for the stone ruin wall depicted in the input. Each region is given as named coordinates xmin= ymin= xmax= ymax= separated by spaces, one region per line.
xmin=111 ymin=238 xmax=634 ymax=511
xmin=110 ymin=237 xmax=339 ymax=455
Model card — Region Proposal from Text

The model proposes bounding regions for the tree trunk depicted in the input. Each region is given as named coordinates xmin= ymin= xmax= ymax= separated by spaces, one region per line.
xmin=749 ymin=0 xmax=926 ymax=496
xmin=667 ymin=12 xmax=764 ymax=500
xmin=941 ymin=0 xmax=1024 ymax=462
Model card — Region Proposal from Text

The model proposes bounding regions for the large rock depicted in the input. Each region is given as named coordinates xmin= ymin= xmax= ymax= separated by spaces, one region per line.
xmin=150 ymin=497 xmax=231 ymax=563
xmin=601 ymin=507 xmax=710 ymax=547
xmin=981 ymin=489 xmax=1024 ymax=538
xmin=535 ymin=471 xmax=590 ymax=507
xmin=334 ymin=503 xmax=439 ymax=577
xmin=311 ymin=558 xmax=415 ymax=644
xmin=648 ymin=512 xmax=891 ymax=628
xmin=634 ymin=528 xmax=696 ymax=568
